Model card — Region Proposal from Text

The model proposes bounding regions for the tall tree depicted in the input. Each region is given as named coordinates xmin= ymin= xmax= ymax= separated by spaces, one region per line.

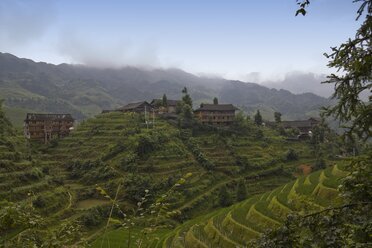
xmin=213 ymin=97 xmax=218 ymax=105
xmin=252 ymin=2 xmax=372 ymax=246
xmin=182 ymin=87 xmax=192 ymax=107
xmin=254 ymin=110 xmax=263 ymax=126
xmin=297 ymin=0 xmax=372 ymax=140
xmin=162 ymin=94 xmax=168 ymax=107
xmin=274 ymin=112 xmax=282 ymax=123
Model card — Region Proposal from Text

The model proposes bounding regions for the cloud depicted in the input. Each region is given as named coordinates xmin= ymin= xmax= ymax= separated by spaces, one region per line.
xmin=57 ymin=30 xmax=160 ymax=69
xmin=241 ymin=72 xmax=261 ymax=83
xmin=261 ymin=71 xmax=333 ymax=98
xmin=0 ymin=0 xmax=55 ymax=48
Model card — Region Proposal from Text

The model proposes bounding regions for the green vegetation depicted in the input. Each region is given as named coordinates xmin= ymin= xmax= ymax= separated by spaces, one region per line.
xmin=1 ymin=98 xmax=369 ymax=247
xmin=159 ymin=164 xmax=349 ymax=247
xmin=0 ymin=103 xmax=333 ymax=246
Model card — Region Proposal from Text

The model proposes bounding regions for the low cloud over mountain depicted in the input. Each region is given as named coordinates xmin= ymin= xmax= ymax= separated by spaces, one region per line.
xmin=261 ymin=71 xmax=333 ymax=98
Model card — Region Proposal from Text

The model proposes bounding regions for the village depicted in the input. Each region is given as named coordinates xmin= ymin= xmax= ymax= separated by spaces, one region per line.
xmin=23 ymin=94 xmax=320 ymax=144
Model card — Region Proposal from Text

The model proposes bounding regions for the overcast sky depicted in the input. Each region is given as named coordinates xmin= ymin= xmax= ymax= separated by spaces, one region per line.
xmin=0 ymin=0 xmax=362 ymax=96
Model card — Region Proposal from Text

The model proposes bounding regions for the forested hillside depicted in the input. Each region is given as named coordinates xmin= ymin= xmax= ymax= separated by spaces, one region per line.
xmin=0 ymin=53 xmax=330 ymax=126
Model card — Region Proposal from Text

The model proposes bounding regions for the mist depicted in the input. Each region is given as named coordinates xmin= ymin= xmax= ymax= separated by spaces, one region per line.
xmin=57 ymin=30 xmax=161 ymax=69
xmin=260 ymin=71 xmax=333 ymax=98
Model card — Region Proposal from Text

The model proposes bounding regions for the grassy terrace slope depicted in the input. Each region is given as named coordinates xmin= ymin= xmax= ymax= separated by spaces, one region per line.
xmin=1 ymin=110 xmax=328 ymax=245
xmin=158 ymin=164 xmax=349 ymax=247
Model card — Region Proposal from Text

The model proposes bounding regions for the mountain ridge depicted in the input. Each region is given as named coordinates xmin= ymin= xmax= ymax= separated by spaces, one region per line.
xmin=0 ymin=52 xmax=330 ymax=126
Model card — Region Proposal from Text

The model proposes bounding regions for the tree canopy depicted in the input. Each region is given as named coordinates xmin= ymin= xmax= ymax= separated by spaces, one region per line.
xmin=297 ymin=0 xmax=371 ymax=140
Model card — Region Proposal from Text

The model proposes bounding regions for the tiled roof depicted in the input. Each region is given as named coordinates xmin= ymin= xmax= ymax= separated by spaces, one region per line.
xmin=280 ymin=118 xmax=319 ymax=128
xmin=195 ymin=104 xmax=238 ymax=111
xmin=25 ymin=113 xmax=74 ymax=121
xmin=151 ymin=99 xmax=180 ymax=106
xmin=117 ymin=101 xmax=152 ymax=111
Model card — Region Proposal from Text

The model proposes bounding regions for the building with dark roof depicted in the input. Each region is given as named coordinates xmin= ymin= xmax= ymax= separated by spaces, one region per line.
xmin=24 ymin=113 xmax=74 ymax=143
xmin=194 ymin=103 xmax=238 ymax=125
xmin=116 ymin=101 xmax=154 ymax=113
xmin=280 ymin=117 xmax=320 ymax=133
xmin=266 ymin=117 xmax=320 ymax=134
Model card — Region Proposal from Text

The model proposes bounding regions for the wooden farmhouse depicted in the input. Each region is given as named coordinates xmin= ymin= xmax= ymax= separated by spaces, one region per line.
xmin=281 ymin=118 xmax=320 ymax=133
xmin=194 ymin=103 xmax=238 ymax=125
xmin=151 ymin=99 xmax=181 ymax=114
xmin=116 ymin=101 xmax=154 ymax=113
xmin=24 ymin=113 xmax=74 ymax=143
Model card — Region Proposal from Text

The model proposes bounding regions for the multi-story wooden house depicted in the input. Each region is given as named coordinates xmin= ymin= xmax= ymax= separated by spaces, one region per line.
xmin=194 ymin=103 xmax=238 ymax=125
xmin=24 ymin=113 xmax=74 ymax=143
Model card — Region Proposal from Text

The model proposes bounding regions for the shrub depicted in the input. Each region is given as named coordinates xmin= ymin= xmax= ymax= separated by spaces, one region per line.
xmin=123 ymin=174 xmax=154 ymax=203
xmin=236 ymin=180 xmax=247 ymax=201
xmin=286 ymin=149 xmax=299 ymax=161
xmin=219 ymin=185 xmax=233 ymax=207
xmin=33 ymin=195 xmax=47 ymax=208
xmin=79 ymin=209 xmax=104 ymax=228
xmin=120 ymin=154 xmax=138 ymax=172
xmin=313 ymin=158 xmax=326 ymax=170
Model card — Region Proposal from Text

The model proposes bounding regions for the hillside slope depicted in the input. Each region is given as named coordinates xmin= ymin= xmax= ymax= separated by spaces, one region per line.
xmin=92 ymin=164 xmax=349 ymax=247
xmin=0 ymin=111 xmax=328 ymax=246
xmin=160 ymin=164 xmax=349 ymax=248
xmin=0 ymin=52 xmax=330 ymax=126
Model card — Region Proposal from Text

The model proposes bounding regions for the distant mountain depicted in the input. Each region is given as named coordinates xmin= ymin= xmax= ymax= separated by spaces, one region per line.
xmin=0 ymin=52 xmax=331 ymax=126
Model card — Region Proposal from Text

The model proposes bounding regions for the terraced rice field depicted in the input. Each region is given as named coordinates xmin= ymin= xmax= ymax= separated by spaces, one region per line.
xmin=1 ymin=111 xmax=337 ymax=245
xmin=157 ymin=164 xmax=349 ymax=247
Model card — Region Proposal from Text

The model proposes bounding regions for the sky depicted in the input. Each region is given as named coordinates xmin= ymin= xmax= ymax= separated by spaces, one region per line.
xmin=0 ymin=0 xmax=362 ymax=96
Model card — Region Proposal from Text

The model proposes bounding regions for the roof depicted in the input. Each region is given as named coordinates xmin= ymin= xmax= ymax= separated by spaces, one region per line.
xmin=281 ymin=118 xmax=319 ymax=128
xmin=194 ymin=104 xmax=238 ymax=112
xmin=25 ymin=113 xmax=74 ymax=121
xmin=166 ymin=99 xmax=180 ymax=106
xmin=117 ymin=101 xmax=153 ymax=111
xmin=151 ymin=99 xmax=180 ymax=106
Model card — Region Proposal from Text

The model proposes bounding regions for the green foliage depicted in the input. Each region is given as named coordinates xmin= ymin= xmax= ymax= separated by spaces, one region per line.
xmin=295 ymin=0 xmax=310 ymax=16
xmin=177 ymin=87 xmax=195 ymax=127
xmin=313 ymin=158 xmax=326 ymax=171
xmin=0 ymin=100 xmax=15 ymax=138
xmin=0 ymin=201 xmax=42 ymax=234
xmin=295 ymin=0 xmax=371 ymax=140
xmin=213 ymin=97 xmax=218 ymax=105
xmin=67 ymin=160 xmax=115 ymax=183
xmin=286 ymin=149 xmax=299 ymax=161
xmin=183 ymin=138 xmax=215 ymax=170
xmin=254 ymin=110 xmax=263 ymax=126
xmin=274 ymin=112 xmax=282 ymax=123
xmin=119 ymin=152 xmax=138 ymax=172
xmin=218 ymin=185 xmax=233 ymax=207
xmin=252 ymin=153 xmax=372 ymax=247
xmin=321 ymin=0 xmax=372 ymax=140
xmin=102 ymin=141 xmax=126 ymax=161
xmin=340 ymin=153 xmax=372 ymax=202
xmin=231 ymin=111 xmax=255 ymax=134
xmin=123 ymin=174 xmax=154 ymax=203
xmin=162 ymin=93 xmax=168 ymax=107
xmin=236 ymin=180 xmax=247 ymax=202
xmin=79 ymin=207 xmax=105 ymax=228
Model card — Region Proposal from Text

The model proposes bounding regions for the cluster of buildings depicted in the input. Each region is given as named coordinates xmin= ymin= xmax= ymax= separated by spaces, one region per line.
xmin=23 ymin=97 xmax=319 ymax=143
xmin=102 ymin=99 xmax=239 ymax=126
